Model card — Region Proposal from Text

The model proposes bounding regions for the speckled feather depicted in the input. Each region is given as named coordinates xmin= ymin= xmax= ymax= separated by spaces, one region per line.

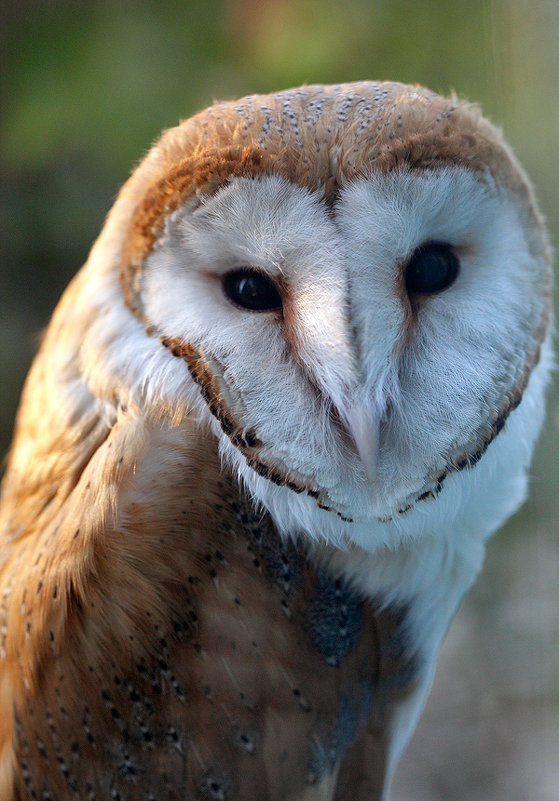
xmin=1 ymin=415 xmax=414 ymax=800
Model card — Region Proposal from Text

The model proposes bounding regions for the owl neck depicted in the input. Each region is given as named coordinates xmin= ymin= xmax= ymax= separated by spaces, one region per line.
xmin=0 ymin=342 xmax=483 ymax=674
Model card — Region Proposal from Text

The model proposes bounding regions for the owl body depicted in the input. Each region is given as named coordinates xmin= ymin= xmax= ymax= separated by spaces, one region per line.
xmin=0 ymin=83 xmax=552 ymax=799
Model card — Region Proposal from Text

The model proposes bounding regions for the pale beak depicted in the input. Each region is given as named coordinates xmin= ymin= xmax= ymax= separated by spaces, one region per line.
xmin=339 ymin=399 xmax=382 ymax=481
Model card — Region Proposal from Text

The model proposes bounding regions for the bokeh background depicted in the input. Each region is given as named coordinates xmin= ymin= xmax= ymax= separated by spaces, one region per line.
xmin=1 ymin=1 xmax=558 ymax=798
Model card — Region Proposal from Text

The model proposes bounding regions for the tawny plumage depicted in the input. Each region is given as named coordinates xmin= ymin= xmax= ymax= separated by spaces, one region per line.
xmin=0 ymin=82 xmax=552 ymax=800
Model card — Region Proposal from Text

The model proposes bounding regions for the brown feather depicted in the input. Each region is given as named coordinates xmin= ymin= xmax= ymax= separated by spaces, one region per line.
xmin=1 ymin=408 xmax=415 ymax=799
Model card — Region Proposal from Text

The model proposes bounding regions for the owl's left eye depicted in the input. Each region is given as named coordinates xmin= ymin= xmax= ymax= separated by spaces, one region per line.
xmin=404 ymin=242 xmax=460 ymax=295
xmin=222 ymin=269 xmax=282 ymax=312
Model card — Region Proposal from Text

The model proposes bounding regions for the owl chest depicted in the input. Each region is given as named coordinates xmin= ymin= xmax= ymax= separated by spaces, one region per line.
xmin=14 ymin=494 xmax=418 ymax=801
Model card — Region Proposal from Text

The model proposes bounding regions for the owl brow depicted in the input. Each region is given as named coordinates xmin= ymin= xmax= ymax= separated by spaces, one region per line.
xmin=121 ymin=146 xmax=279 ymax=319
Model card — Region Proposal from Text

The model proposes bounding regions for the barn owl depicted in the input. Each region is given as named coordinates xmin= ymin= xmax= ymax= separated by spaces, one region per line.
xmin=0 ymin=82 xmax=552 ymax=801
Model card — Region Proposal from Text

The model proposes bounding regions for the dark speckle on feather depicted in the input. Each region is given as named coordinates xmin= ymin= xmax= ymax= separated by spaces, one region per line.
xmin=234 ymin=496 xmax=303 ymax=594
xmin=310 ymin=573 xmax=362 ymax=666
xmin=199 ymin=771 xmax=233 ymax=800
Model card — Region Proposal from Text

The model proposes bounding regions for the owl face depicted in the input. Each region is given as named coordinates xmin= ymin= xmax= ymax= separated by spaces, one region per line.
xmin=89 ymin=83 xmax=551 ymax=551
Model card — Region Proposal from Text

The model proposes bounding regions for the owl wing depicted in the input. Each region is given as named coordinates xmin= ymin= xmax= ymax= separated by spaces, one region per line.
xmin=0 ymin=375 xmax=414 ymax=801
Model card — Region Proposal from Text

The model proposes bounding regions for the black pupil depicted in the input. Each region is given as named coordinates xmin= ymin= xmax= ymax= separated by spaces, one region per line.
xmin=223 ymin=269 xmax=282 ymax=311
xmin=405 ymin=242 xmax=460 ymax=295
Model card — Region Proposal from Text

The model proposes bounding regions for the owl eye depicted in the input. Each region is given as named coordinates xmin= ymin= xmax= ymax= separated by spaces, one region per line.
xmin=404 ymin=242 xmax=460 ymax=295
xmin=222 ymin=269 xmax=282 ymax=312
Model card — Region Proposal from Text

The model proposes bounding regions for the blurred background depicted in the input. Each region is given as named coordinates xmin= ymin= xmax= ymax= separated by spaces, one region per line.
xmin=1 ymin=0 xmax=558 ymax=797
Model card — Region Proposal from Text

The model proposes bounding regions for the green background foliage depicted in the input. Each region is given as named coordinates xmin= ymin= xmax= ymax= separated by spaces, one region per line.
xmin=1 ymin=1 xmax=558 ymax=797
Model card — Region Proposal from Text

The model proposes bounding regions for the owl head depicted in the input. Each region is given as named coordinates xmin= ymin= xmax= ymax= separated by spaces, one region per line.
xmin=41 ymin=82 xmax=552 ymax=552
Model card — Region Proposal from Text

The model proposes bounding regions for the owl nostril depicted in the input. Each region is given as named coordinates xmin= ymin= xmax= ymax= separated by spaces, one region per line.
xmin=329 ymin=404 xmax=343 ymax=425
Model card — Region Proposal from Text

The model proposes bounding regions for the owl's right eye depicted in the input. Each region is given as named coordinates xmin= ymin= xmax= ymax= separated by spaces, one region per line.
xmin=222 ymin=269 xmax=282 ymax=312
xmin=404 ymin=241 xmax=460 ymax=296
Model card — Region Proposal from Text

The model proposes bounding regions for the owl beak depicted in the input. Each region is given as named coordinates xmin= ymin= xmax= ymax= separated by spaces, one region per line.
xmin=340 ymin=401 xmax=381 ymax=481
